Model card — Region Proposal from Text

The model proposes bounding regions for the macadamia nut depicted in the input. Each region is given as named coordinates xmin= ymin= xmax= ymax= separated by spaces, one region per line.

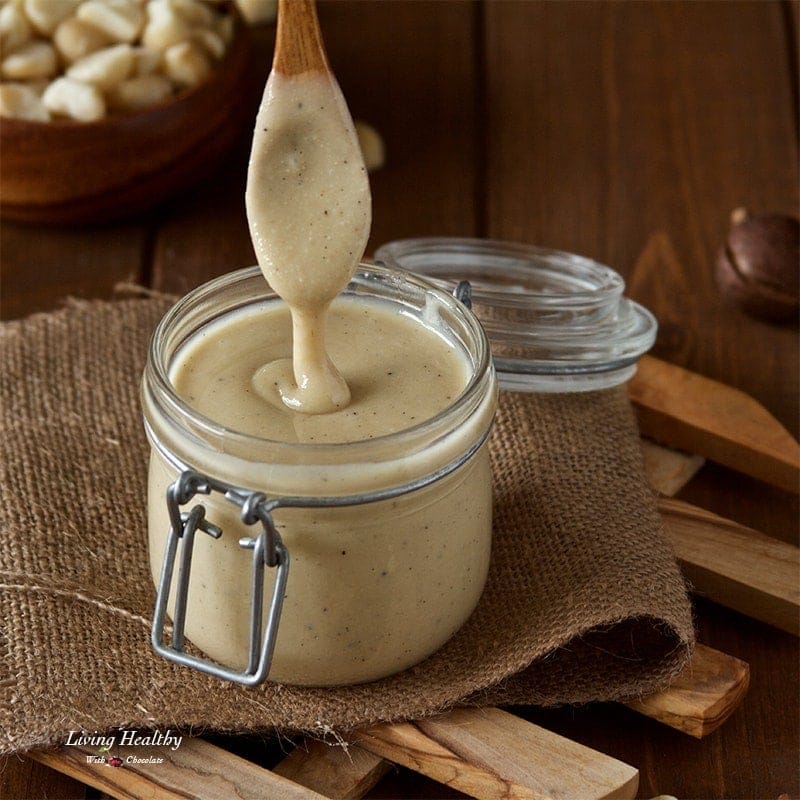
xmin=171 ymin=0 xmax=214 ymax=28
xmin=0 ymin=81 xmax=49 ymax=119
xmin=142 ymin=1 xmax=191 ymax=52
xmin=42 ymin=75 xmax=105 ymax=121
xmin=234 ymin=0 xmax=277 ymax=25
xmin=108 ymin=72 xmax=171 ymax=111
xmin=1 ymin=39 xmax=56 ymax=79
xmin=192 ymin=26 xmax=224 ymax=59
xmin=0 ymin=2 xmax=32 ymax=56
xmin=1 ymin=0 xmax=233 ymax=121
xmin=163 ymin=39 xmax=209 ymax=86
xmin=355 ymin=121 xmax=385 ymax=172
xmin=23 ymin=0 xmax=80 ymax=36
xmin=77 ymin=0 xmax=145 ymax=44
xmin=54 ymin=17 xmax=111 ymax=64
xmin=67 ymin=43 xmax=134 ymax=90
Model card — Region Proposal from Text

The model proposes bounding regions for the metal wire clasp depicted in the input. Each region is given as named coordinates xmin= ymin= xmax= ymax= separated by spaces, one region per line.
xmin=151 ymin=469 xmax=290 ymax=687
xmin=453 ymin=280 xmax=472 ymax=309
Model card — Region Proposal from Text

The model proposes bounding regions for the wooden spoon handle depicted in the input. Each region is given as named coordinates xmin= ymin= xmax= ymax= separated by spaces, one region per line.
xmin=274 ymin=0 xmax=330 ymax=76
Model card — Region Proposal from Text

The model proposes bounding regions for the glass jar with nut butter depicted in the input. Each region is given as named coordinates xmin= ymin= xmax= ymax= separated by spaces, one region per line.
xmin=143 ymin=264 xmax=497 ymax=686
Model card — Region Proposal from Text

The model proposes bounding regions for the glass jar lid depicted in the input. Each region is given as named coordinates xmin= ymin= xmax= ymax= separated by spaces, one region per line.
xmin=374 ymin=237 xmax=657 ymax=392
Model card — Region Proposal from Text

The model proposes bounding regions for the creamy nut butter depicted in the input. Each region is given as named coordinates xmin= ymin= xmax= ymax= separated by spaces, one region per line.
xmin=173 ymin=300 xmax=467 ymax=444
xmin=144 ymin=268 xmax=497 ymax=686
xmin=245 ymin=71 xmax=370 ymax=415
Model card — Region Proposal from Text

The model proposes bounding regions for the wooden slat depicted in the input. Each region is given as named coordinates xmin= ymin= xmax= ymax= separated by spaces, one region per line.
xmin=273 ymin=738 xmax=390 ymax=799
xmin=641 ymin=443 xmax=799 ymax=634
xmin=624 ymin=643 xmax=750 ymax=738
xmin=630 ymin=354 xmax=800 ymax=494
xmin=270 ymin=642 xmax=748 ymax=799
xmin=624 ymin=645 xmax=748 ymax=737
xmin=660 ymin=497 xmax=800 ymax=635
xmin=357 ymin=708 xmax=638 ymax=800
xmin=274 ymin=642 xmax=751 ymax=800
xmin=641 ymin=439 xmax=705 ymax=496
xmin=27 ymin=644 xmax=747 ymax=800
xmin=30 ymin=737 xmax=327 ymax=800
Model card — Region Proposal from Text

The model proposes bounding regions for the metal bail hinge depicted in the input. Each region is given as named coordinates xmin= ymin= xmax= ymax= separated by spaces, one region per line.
xmin=151 ymin=469 xmax=290 ymax=687
xmin=453 ymin=280 xmax=472 ymax=309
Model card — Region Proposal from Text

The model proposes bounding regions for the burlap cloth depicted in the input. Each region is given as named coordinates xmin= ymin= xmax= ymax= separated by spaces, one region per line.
xmin=0 ymin=295 xmax=694 ymax=755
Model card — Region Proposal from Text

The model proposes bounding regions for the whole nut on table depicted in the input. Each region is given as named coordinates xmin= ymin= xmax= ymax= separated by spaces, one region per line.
xmin=235 ymin=0 xmax=277 ymax=25
xmin=715 ymin=208 xmax=800 ymax=323
xmin=355 ymin=120 xmax=385 ymax=172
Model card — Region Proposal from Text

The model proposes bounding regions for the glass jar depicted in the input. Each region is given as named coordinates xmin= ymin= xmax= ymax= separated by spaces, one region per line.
xmin=375 ymin=237 xmax=657 ymax=392
xmin=142 ymin=264 xmax=497 ymax=687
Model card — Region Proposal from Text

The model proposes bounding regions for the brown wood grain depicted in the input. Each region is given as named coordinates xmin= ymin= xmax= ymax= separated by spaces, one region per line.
xmin=273 ymin=739 xmax=389 ymax=799
xmin=630 ymin=353 xmax=800 ymax=493
xmin=267 ymin=641 xmax=747 ymax=800
xmin=30 ymin=738 xmax=326 ymax=800
xmin=628 ymin=229 xmax=800 ymax=543
xmin=358 ymin=708 xmax=639 ymax=800
xmin=624 ymin=644 xmax=750 ymax=739
xmin=661 ymin=497 xmax=800 ymax=635
xmin=484 ymin=0 xmax=799 ymax=432
xmin=148 ymin=139 xmax=258 ymax=297
xmin=642 ymin=441 xmax=799 ymax=634
xmin=0 ymin=220 xmax=149 ymax=321
xmin=0 ymin=755 xmax=87 ymax=800
xmin=1 ymin=2 xmax=798 ymax=798
xmin=483 ymin=1 xmax=798 ymax=797
xmin=274 ymin=0 xmax=330 ymax=76
xmin=306 ymin=0 xmax=481 ymax=253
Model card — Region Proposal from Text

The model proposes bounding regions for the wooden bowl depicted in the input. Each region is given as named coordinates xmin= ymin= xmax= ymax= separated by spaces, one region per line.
xmin=0 ymin=18 xmax=258 ymax=224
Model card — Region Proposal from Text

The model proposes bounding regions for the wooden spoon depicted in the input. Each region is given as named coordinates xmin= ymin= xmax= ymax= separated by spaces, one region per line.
xmin=274 ymin=0 xmax=330 ymax=76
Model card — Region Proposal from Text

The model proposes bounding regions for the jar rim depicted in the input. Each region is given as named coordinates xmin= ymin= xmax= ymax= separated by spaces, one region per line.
xmin=375 ymin=236 xmax=658 ymax=391
xmin=143 ymin=264 xmax=495 ymax=460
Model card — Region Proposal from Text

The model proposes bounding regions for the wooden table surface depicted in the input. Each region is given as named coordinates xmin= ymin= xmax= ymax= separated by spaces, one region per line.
xmin=1 ymin=2 xmax=798 ymax=798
